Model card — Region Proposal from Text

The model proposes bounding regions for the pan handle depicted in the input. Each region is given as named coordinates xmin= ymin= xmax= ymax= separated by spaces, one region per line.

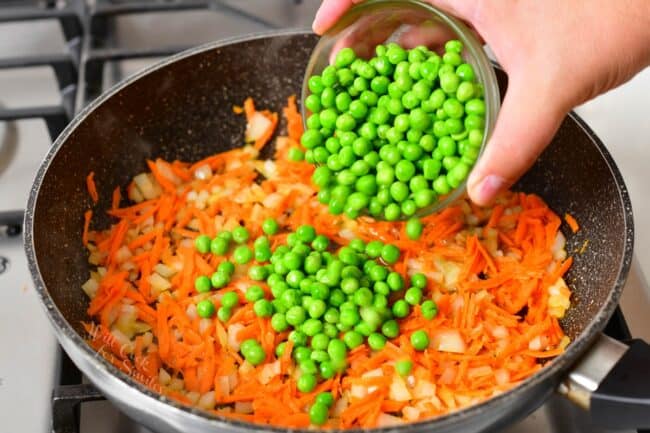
xmin=558 ymin=333 xmax=650 ymax=429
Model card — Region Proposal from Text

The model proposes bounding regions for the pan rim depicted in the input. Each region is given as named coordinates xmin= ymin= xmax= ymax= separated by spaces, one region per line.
xmin=23 ymin=29 xmax=635 ymax=433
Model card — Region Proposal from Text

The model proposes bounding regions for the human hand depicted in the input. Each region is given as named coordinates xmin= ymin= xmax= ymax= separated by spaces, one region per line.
xmin=313 ymin=0 xmax=650 ymax=205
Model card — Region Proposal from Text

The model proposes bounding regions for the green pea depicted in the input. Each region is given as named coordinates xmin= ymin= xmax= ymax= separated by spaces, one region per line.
xmin=321 ymin=65 xmax=338 ymax=87
xmin=210 ymin=237 xmax=229 ymax=255
xmin=211 ymin=271 xmax=229 ymax=289
xmin=413 ymin=188 xmax=436 ymax=208
xmin=422 ymin=158 xmax=441 ymax=180
xmin=337 ymin=68 xmax=354 ymax=87
xmin=217 ymin=306 xmax=231 ymax=322
xmin=194 ymin=275 xmax=212 ymax=293
xmin=433 ymin=175 xmax=451 ymax=195
xmin=353 ymin=287 xmax=373 ymax=307
xmin=373 ymin=281 xmax=391 ymax=296
xmin=196 ymin=299 xmax=215 ymax=318
xmin=309 ymin=402 xmax=329 ymax=426
xmin=368 ymin=264 xmax=389 ymax=282
xmin=421 ymin=300 xmax=439 ymax=320
xmin=335 ymin=92 xmax=352 ymax=112
xmin=262 ymin=218 xmax=279 ymax=235
xmin=275 ymin=342 xmax=287 ymax=358
xmin=395 ymin=160 xmax=416 ymax=182
xmin=395 ymin=359 xmax=413 ymax=377
xmin=348 ymin=100 xmax=368 ymax=120
xmin=293 ymin=346 xmax=312 ymax=363
xmin=308 ymin=75 xmax=324 ymax=94
xmin=445 ymin=39 xmax=463 ymax=53
xmin=301 ymin=129 xmax=323 ymax=149
xmin=384 ymin=204 xmax=401 ymax=222
xmin=327 ymin=338 xmax=348 ymax=363
xmin=248 ymin=265 xmax=268 ymax=281
xmin=385 ymin=272 xmax=403 ymax=292
xmin=456 ymin=63 xmax=475 ymax=81
xmin=381 ymin=244 xmax=400 ymax=264
xmin=392 ymin=299 xmax=410 ymax=318
xmin=370 ymin=76 xmax=390 ymax=94
xmin=340 ymin=308 xmax=360 ymax=327
xmin=289 ymin=330 xmax=308 ymax=347
xmin=410 ymin=330 xmax=430 ymax=351
xmin=405 ymin=287 xmax=423 ymax=305
xmin=335 ymin=47 xmax=356 ymax=68
xmin=381 ymin=320 xmax=400 ymax=339
xmin=286 ymin=305 xmax=307 ymax=326
xmin=390 ymin=182 xmax=409 ymax=202
xmin=443 ymin=51 xmax=462 ymax=66
xmin=316 ymin=392 xmax=334 ymax=408
xmin=361 ymin=241 xmax=380 ymax=260
xmin=353 ymin=76 xmax=369 ymax=93
xmin=302 ymin=318 xmax=323 ymax=337
xmin=306 ymin=113 xmax=321 ymax=130
xmin=233 ymin=245 xmax=252 ymax=264
xmin=368 ymin=333 xmax=387 ymax=350
xmin=245 ymin=344 xmax=266 ymax=366
xmin=320 ymin=87 xmax=336 ymax=109
xmin=440 ymin=72 xmax=460 ymax=94
xmin=271 ymin=313 xmax=289 ymax=332
xmin=194 ymin=234 xmax=211 ymax=254
xmin=297 ymin=373 xmax=317 ymax=393
xmin=465 ymin=98 xmax=486 ymax=116
xmin=448 ymin=162 xmax=470 ymax=188
xmin=402 ymin=143 xmax=423 ymax=161
xmin=300 ymin=359 xmax=319 ymax=376
xmin=253 ymin=299 xmax=273 ymax=317
xmin=387 ymin=45 xmax=407 ymax=64
xmin=373 ymin=293 xmax=388 ymax=309
xmin=221 ymin=291 xmax=239 ymax=309
xmin=320 ymin=361 xmax=336 ymax=379
xmin=360 ymin=306 xmax=382 ymax=330
xmin=410 ymin=273 xmax=427 ymax=289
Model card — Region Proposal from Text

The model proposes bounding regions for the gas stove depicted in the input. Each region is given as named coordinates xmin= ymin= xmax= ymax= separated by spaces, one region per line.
xmin=1 ymin=2 xmax=649 ymax=433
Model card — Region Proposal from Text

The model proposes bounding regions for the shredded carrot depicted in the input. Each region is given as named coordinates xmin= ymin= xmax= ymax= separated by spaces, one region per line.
xmin=86 ymin=171 xmax=99 ymax=204
xmin=79 ymin=96 xmax=574 ymax=429
xmin=82 ymin=210 xmax=92 ymax=246
xmin=564 ymin=213 xmax=580 ymax=233
xmin=111 ymin=187 xmax=121 ymax=210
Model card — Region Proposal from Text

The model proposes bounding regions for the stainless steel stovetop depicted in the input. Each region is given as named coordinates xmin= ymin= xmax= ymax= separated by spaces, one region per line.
xmin=0 ymin=2 xmax=649 ymax=433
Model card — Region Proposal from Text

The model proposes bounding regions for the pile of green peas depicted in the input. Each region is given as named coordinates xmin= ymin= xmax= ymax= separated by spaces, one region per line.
xmin=302 ymin=41 xmax=486 ymax=222
xmin=193 ymin=220 xmax=440 ymax=422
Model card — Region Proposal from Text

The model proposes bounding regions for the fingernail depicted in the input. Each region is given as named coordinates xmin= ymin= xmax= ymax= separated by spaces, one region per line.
xmin=470 ymin=174 xmax=505 ymax=205
xmin=312 ymin=10 xmax=326 ymax=34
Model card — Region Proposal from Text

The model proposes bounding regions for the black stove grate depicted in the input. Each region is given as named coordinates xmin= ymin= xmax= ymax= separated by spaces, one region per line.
xmin=0 ymin=0 xmax=302 ymax=237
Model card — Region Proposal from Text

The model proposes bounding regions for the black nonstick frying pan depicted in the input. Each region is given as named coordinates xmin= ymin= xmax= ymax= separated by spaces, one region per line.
xmin=23 ymin=31 xmax=650 ymax=433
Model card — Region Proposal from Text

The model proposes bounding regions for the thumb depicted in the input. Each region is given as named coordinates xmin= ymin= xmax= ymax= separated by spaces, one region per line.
xmin=467 ymin=76 xmax=566 ymax=206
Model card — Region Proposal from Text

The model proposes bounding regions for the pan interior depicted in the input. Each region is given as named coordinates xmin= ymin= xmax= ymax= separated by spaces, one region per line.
xmin=30 ymin=31 xmax=631 ymax=423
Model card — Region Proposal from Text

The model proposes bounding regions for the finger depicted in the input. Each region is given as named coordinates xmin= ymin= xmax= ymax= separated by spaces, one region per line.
xmin=397 ymin=21 xmax=458 ymax=50
xmin=330 ymin=14 xmax=402 ymax=61
xmin=424 ymin=0 xmax=477 ymax=23
xmin=313 ymin=0 xmax=360 ymax=35
xmin=467 ymin=76 xmax=566 ymax=206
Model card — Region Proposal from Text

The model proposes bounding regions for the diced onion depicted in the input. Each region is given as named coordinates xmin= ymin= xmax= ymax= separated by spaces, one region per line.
xmin=194 ymin=164 xmax=213 ymax=180
xmin=377 ymin=413 xmax=405 ymax=427
xmin=198 ymin=392 xmax=216 ymax=410
xmin=389 ymin=376 xmax=412 ymax=401
xmin=430 ymin=329 xmax=466 ymax=353
xmin=246 ymin=112 xmax=272 ymax=142
xmin=235 ymin=401 xmax=254 ymax=414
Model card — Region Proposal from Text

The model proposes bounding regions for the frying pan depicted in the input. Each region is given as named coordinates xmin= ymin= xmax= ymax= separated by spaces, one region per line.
xmin=23 ymin=31 xmax=650 ymax=433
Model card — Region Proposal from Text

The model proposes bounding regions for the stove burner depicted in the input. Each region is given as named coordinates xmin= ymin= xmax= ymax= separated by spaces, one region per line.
xmin=0 ymin=256 xmax=9 ymax=274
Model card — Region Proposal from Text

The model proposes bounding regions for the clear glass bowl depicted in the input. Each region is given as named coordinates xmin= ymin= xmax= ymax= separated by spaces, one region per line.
xmin=302 ymin=0 xmax=500 ymax=219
